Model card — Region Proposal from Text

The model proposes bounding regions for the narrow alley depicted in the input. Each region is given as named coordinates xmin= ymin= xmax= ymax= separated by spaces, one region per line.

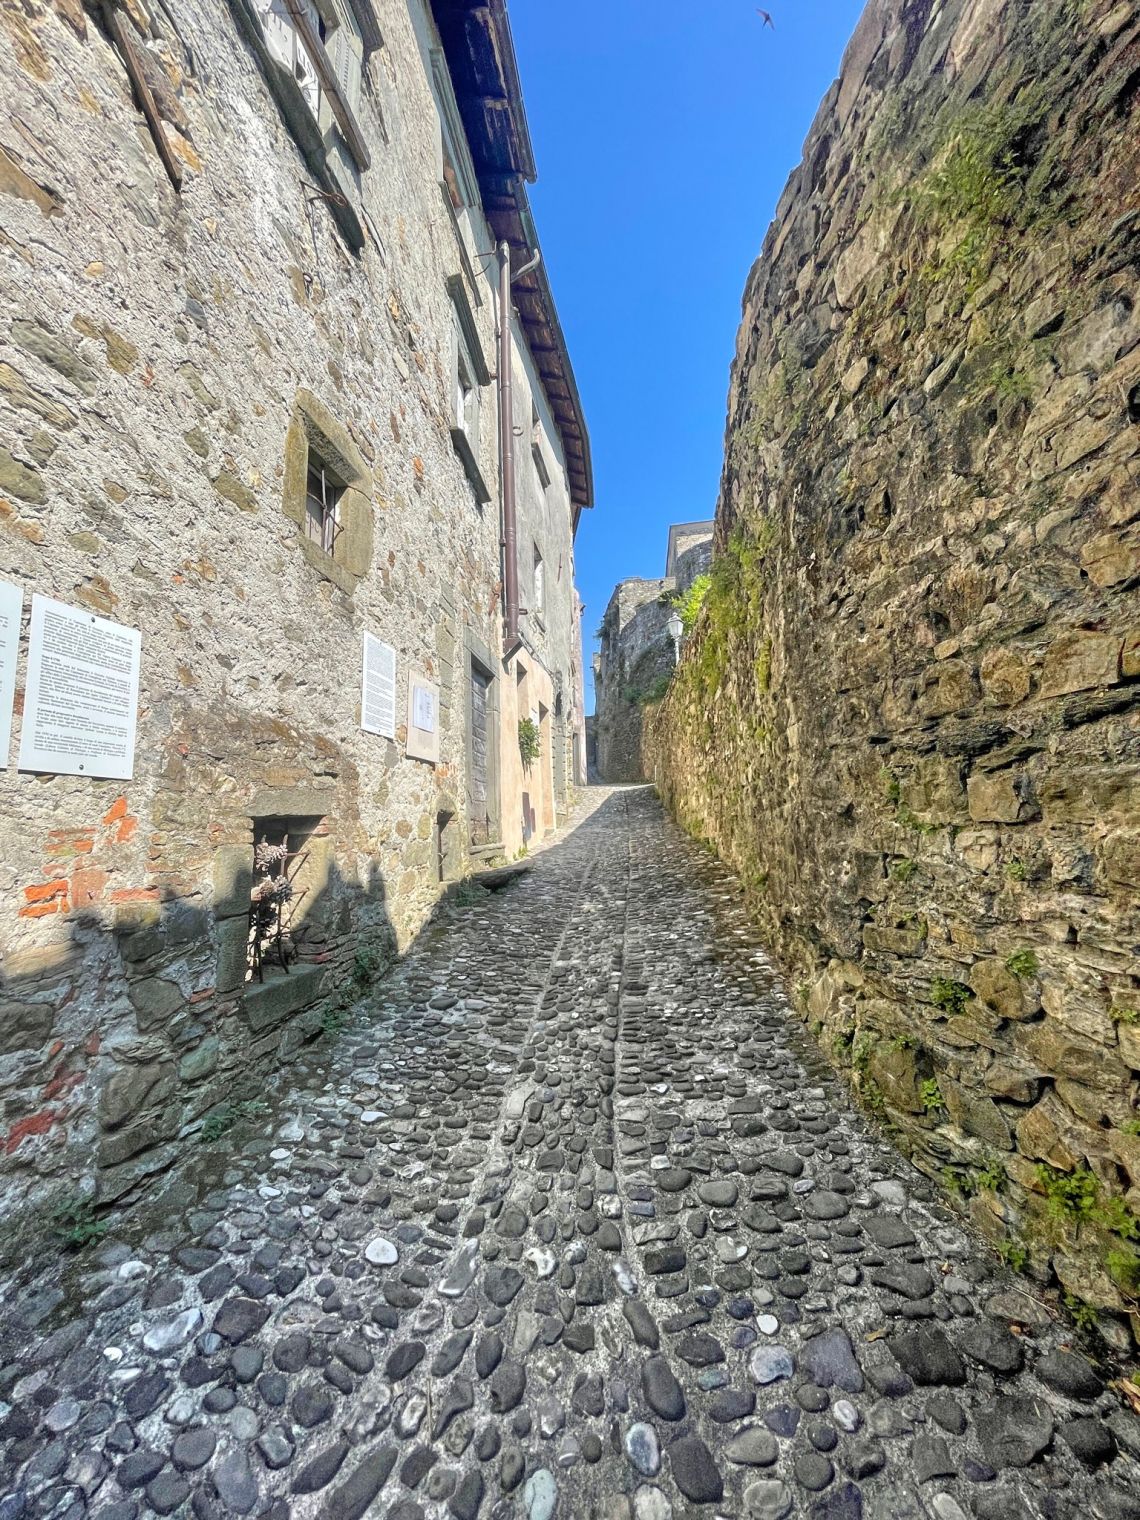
xmin=2 ymin=789 xmax=1136 ymax=1520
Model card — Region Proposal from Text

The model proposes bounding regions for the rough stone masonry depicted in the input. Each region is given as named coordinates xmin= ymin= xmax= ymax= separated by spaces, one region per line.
xmin=653 ymin=0 xmax=1140 ymax=1344
xmin=0 ymin=0 xmax=589 ymax=1223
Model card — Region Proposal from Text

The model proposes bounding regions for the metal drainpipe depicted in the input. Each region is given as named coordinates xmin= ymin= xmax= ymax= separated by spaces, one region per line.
xmin=498 ymin=240 xmax=541 ymax=659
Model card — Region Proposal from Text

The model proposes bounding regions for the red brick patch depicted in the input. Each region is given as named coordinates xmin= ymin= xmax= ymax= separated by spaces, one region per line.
xmin=5 ymin=1110 xmax=60 ymax=1153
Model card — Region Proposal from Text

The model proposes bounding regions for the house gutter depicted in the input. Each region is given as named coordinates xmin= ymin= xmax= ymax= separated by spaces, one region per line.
xmin=498 ymin=238 xmax=541 ymax=659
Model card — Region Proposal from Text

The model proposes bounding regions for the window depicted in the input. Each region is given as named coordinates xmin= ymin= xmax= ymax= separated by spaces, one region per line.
xmin=282 ymin=388 xmax=374 ymax=595
xmin=305 ymin=458 xmax=343 ymax=556
xmin=446 ymin=279 xmax=491 ymax=506
xmin=431 ymin=51 xmax=479 ymax=213
xmin=532 ymin=442 xmax=550 ymax=493
xmin=247 ymin=817 xmax=320 ymax=982
xmin=257 ymin=0 xmax=322 ymax=115
xmin=455 ymin=350 xmax=476 ymax=447
xmin=533 ymin=543 xmax=545 ymax=621
xmin=253 ymin=0 xmax=370 ymax=172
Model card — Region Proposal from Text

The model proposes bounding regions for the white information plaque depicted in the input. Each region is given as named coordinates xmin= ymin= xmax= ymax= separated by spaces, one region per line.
xmin=0 ymin=580 xmax=21 ymax=765
xmin=362 ymin=632 xmax=397 ymax=739
xmin=413 ymin=683 xmax=437 ymax=734
xmin=19 ymin=594 xmax=141 ymax=780
xmin=406 ymin=673 xmax=440 ymax=764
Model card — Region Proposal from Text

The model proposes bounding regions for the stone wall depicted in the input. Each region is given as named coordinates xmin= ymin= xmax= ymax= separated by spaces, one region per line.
xmin=595 ymin=577 xmax=673 ymax=782
xmin=0 ymin=0 xmax=585 ymax=1214
xmin=653 ymin=0 xmax=1140 ymax=1341
xmin=595 ymin=522 xmax=714 ymax=783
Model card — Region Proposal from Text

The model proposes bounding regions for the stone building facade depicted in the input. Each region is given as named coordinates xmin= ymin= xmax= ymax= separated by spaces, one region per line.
xmin=594 ymin=520 xmax=711 ymax=782
xmin=0 ymin=0 xmax=590 ymax=1211
xmin=653 ymin=0 xmax=1140 ymax=1333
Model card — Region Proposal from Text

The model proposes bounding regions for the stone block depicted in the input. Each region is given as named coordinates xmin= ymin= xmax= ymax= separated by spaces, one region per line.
xmin=1039 ymin=629 xmax=1121 ymax=698
xmin=1038 ymin=764 xmax=1140 ymax=826
xmin=967 ymin=771 xmax=1038 ymax=824
xmin=1123 ymin=630 xmax=1140 ymax=678
xmin=1100 ymin=829 xmax=1140 ymax=890
xmin=99 ymin=1107 xmax=180 ymax=1169
xmin=920 ymin=659 xmax=978 ymax=718
xmin=1116 ymin=1021 xmax=1140 ymax=1072
xmin=99 ymin=1062 xmax=174 ymax=1130
xmin=969 ymin=959 xmax=1035 ymax=1021
xmin=0 ymin=999 xmax=54 ymax=1054
xmin=212 ymin=846 xmax=253 ymax=919
xmin=866 ymin=1041 xmax=924 ymax=1115
xmin=862 ymin=923 xmax=926 ymax=957
xmin=1039 ymin=980 xmax=1115 ymax=1047
xmin=128 ymin=977 xmax=186 ymax=1032
xmin=249 ymin=788 xmax=332 ymax=819
xmin=179 ymin=1035 xmax=220 ymax=1083
xmin=979 ymin=646 xmax=1031 ymax=707
xmin=216 ymin=915 xmax=251 ymax=994
xmin=942 ymin=1080 xmax=1013 ymax=1149
xmin=98 ymin=1143 xmax=180 ymax=1204
xmin=1079 ymin=532 xmax=1140 ymax=588
xmin=901 ymin=758 xmax=968 ymax=825
xmin=1055 ymin=1078 xmax=1129 ymax=1127
xmin=242 ymin=966 xmax=326 ymax=1034
xmin=1018 ymin=1020 xmax=1128 ymax=1088
xmin=1015 ymin=1090 xmax=1092 ymax=1170
xmin=983 ymin=1061 xmax=1040 ymax=1104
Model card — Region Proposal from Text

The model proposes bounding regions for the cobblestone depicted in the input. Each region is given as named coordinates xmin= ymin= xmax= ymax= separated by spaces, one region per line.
xmin=1 ymin=787 xmax=1139 ymax=1518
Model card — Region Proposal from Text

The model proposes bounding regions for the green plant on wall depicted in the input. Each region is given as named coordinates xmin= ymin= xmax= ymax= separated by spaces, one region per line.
xmin=51 ymin=1194 xmax=107 ymax=1250
xmin=518 ymin=717 xmax=540 ymax=767
xmin=915 ymin=87 xmax=1058 ymax=288
xmin=997 ymin=1237 xmax=1028 ymax=1272
xmin=931 ymin=977 xmax=973 ymax=1016
xmin=1034 ymin=1163 xmax=1140 ymax=1238
xmin=1005 ymin=948 xmax=1039 ymax=979
xmin=672 ymin=574 xmax=711 ymax=635
xmin=625 ymin=674 xmax=671 ymax=707
xmin=920 ymin=1077 xmax=944 ymax=1115
xmin=200 ymin=1099 xmax=268 ymax=1144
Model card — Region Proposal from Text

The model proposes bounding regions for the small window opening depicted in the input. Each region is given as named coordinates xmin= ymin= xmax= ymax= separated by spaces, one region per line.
xmin=533 ymin=543 xmax=545 ymax=619
xmin=455 ymin=351 xmax=476 ymax=440
xmin=247 ymin=818 xmax=320 ymax=982
xmin=305 ymin=459 xmax=344 ymax=557
xmin=443 ymin=145 xmax=463 ymax=210
xmin=257 ymin=0 xmax=323 ymax=115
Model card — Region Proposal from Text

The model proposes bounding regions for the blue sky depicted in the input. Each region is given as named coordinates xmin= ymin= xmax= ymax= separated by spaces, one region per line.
xmin=510 ymin=0 xmax=866 ymax=710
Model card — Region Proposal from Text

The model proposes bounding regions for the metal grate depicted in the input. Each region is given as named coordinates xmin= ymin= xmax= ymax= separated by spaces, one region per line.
xmin=305 ymin=461 xmax=343 ymax=556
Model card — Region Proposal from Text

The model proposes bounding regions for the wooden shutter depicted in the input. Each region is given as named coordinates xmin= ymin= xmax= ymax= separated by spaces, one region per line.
xmin=327 ymin=0 xmax=363 ymax=114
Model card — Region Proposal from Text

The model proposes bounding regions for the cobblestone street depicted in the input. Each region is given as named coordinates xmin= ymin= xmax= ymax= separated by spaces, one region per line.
xmin=3 ymin=787 xmax=1139 ymax=1520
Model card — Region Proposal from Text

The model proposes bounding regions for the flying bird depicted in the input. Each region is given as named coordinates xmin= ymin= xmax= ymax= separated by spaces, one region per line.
xmin=756 ymin=8 xmax=775 ymax=27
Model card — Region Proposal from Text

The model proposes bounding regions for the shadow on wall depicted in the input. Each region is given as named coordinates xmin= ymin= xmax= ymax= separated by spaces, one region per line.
xmin=0 ymin=853 xmax=400 ymax=1233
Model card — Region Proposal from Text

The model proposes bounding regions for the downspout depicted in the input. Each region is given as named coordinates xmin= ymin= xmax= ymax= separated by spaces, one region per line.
xmin=498 ymin=239 xmax=541 ymax=660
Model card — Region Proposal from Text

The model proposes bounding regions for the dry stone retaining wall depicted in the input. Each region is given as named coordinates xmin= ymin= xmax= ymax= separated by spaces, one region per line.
xmin=653 ymin=0 xmax=1140 ymax=1341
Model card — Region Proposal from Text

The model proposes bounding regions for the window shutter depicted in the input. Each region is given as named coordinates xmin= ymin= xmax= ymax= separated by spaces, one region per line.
xmin=256 ymin=0 xmax=294 ymax=71
xmin=328 ymin=0 xmax=363 ymax=112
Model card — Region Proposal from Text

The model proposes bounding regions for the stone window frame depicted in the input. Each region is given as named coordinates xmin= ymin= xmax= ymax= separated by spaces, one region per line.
xmin=447 ymin=277 xmax=491 ymax=506
xmin=282 ymin=389 xmax=374 ymax=597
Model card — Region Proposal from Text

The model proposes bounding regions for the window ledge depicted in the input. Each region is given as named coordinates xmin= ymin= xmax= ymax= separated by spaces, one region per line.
xmin=450 ymin=427 xmax=491 ymax=506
